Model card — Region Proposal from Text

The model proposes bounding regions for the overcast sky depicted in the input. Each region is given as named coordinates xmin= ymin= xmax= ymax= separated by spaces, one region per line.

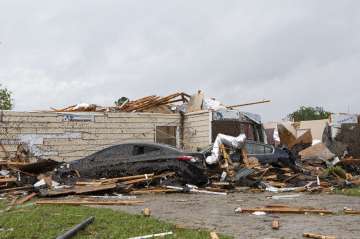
xmin=0 ymin=1 xmax=359 ymax=121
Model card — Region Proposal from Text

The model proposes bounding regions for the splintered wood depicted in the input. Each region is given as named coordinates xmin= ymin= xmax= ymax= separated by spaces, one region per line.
xmin=43 ymin=172 xmax=176 ymax=197
xmin=36 ymin=199 xmax=144 ymax=206
xmin=303 ymin=232 xmax=336 ymax=239
xmin=343 ymin=208 xmax=360 ymax=215
xmin=75 ymin=172 xmax=173 ymax=186
xmin=52 ymin=92 xmax=190 ymax=113
xmin=210 ymin=231 xmax=220 ymax=239
xmin=271 ymin=220 xmax=280 ymax=230
xmin=235 ymin=205 xmax=333 ymax=214
xmin=16 ymin=192 xmax=37 ymax=205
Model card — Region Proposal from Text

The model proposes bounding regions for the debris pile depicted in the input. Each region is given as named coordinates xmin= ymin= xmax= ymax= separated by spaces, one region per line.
xmin=202 ymin=124 xmax=360 ymax=194
xmin=51 ymin=92 xmax=191 ymax=113
xmin=1 ymin=129 xmax=360 ymax=208
xmin=50 ymin=91 xmax=270 ymax=114
xmin=1 ymin=91 xmax=359 ymax=211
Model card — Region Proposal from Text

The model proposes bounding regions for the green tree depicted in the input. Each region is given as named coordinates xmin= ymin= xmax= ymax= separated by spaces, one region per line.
xmin=287 ymin=106 xmax=331 ymax=121
xmin=0 ymin=84 xmax=13 ymax=110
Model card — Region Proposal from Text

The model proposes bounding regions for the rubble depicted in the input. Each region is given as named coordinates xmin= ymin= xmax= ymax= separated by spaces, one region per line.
xmin=52 ymin=92 xmax=191 ymax=113
xmin=0 ymin=129 xmax=359 ymax=209
xmin=0 ymin=92 xmax=359 ymax=238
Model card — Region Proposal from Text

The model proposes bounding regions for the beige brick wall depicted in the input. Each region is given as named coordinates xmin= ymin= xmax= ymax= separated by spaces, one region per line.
xmin=0 ymin=111 xmax=181 ymax=162
xmin=183 ymin=111 xmax=211 ymax=151
xmin=0 ymin=110 xmax=211 ymax=161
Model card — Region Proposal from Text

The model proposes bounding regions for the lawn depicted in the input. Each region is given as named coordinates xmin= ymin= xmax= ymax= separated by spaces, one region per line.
xmin=0 ymin=200 xmax=232 ymax=239
xmin=335 ymin=186 xmax=360 ymax=197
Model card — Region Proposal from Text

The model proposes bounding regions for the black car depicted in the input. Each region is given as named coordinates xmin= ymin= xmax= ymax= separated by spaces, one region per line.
xmin=54 ymin=142 xmax=208 ymax=185
xmin=54 ymin=141 xmax=297 ymax=186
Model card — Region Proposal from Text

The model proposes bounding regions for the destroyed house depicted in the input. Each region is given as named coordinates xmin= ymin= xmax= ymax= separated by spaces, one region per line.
xmin=0 ymin=109 xmax=264 ymax=162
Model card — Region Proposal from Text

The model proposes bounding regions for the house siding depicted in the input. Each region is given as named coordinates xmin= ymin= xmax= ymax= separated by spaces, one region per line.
xmin=0 ymin=111 xmax=180 ymax=162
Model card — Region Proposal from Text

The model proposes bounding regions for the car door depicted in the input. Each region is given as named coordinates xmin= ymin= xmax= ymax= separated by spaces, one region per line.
xmin=245 ymin=141 xmax=276 ymax=163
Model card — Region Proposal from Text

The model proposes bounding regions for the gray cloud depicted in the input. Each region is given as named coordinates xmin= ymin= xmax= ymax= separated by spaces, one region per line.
xmin=0 ymin=0 xmax=359 ymax=121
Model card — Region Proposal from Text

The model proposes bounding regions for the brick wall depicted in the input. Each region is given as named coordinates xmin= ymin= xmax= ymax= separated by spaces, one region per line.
xmin=0 ymin=111 xmax=180 ymax=162
xmin=0 ymin=110 xmax=211 ymax=162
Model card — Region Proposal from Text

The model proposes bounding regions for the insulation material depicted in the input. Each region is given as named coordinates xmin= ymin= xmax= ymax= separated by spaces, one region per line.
xmin=206 ymin=133 xmax=246 ymax=164
xmin=186 ymin=91 xmax=204 ymax=112
xmin=202 ymin=98 xmax=225 ymax=111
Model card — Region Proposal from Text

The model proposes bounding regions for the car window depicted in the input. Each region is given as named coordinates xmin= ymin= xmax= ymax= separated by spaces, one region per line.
xmin=245 ymin=143 xmax=255 ymax=154
xmin=254 ymin=144 xmax=265 ymax=154
xmin=132 ymin=145 xmax=160 ymax=156
xmin=84 ymin=145 xmax=131 ymax=165
xmin=95 ymin=145 xmax=130 ymax=158
xmin=245 ymin=142 xmax=270 ymax=155
xmin=264 ymin=145 xmax=273 ymax=154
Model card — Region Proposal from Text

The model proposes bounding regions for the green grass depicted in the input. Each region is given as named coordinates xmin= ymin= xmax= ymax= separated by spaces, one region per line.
xmin=335 ymin=186 xmax=360 ymax=197
xmin=0 ymin=199 xmax=232 ymax=239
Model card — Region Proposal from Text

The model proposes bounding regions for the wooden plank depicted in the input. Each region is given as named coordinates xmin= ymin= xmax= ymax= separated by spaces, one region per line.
xmin=0 ymin=185 xmax=33 ymax=193
xmin=16 ymin=192 xmax=37 ymax=205
xmin=43 ymin=183 xmax=118 ymax=196
xmin=235 ymin=207 xmax=333 ymax=214
xmin=76 ymin=173 xmax=155 ymax=185
xmin=130 ymin=188 xmax=178 ymax=195
xmin=303 ymin=232 xmax=336 ymax=239
xmin=122 ymin=172 xmax=175 ymax=185
xmin=36 ymin=200 xmax=144 ymax=206
xmin=343 ymin=208 xmax=360 ymax=215
xmin=0 ymin=177 xmax=17 ymax=183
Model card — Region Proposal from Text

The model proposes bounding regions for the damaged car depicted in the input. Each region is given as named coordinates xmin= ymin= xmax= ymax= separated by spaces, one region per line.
xmin=53 ymin=143 xmax=209 ymax=186
xmin=53 ymin=136 xmax=298 ymax=187
xmin=200 ymin=139 xmax=299 ymax=170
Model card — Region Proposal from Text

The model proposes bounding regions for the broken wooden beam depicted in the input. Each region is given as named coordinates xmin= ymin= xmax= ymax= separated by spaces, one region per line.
xmin=16 ymin=192 xmax=37 ymax=205
xmin=0 ymin=185 xmax=33 ymax=193
xmin=128 ymin=231 xmax=173 ymax=239
xmin=41 ymin=183 xmax=118 ymax=197
xmin=227 ymin=99 xmax=271 ymax=108
xmin=343 ymin=208 xmax=360 ymax=215
xmin=76 ymin=173 xmax=156 ymax=186
xmin=122 ymin=172 xmax=175 ymax=185
xmin=303 ymin=232 xmax=336 ymax=239
xmin=36 ymin=199 xmax=144 ymax=206
xmin=235 ymin=206 xmax=333 ymax=214
xmin=0 ymin=177 xmax=17 ymax=183
xmin=130 ymin=188 xmax=178 ymax=195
